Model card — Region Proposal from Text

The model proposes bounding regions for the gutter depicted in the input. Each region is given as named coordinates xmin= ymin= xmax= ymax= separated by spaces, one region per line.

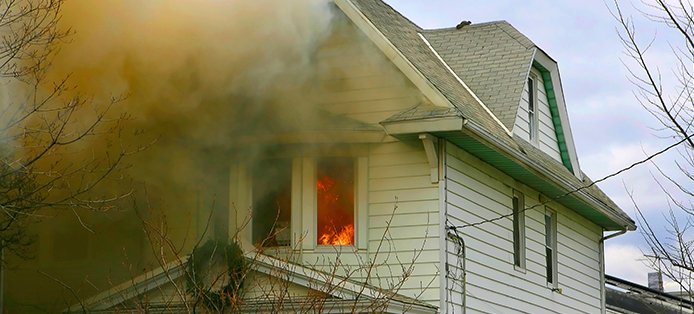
xmin=601 ymin=229 xmax=627 ymax=242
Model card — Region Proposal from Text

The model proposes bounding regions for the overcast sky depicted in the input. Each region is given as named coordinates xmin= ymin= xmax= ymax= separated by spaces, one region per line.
xmin=384 ymin=0 xmax=690 ymax=288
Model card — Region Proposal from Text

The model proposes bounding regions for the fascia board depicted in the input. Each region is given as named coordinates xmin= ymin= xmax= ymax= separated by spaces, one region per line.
xmin=381 ymin=116 xmax=464 ymax=135
xmin=334 ymin=0 xmax=454 ymax=109
xmin=64 ymin=258 xmax=189 ymax=312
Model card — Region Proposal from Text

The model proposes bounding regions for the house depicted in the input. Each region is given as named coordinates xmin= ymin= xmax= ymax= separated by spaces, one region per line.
xmin=5 ymin=0 xmax=636 ymax=313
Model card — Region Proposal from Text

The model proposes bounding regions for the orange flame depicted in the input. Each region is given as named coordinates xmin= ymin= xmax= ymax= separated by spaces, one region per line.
xmin=319 ymin=225 xmax=354 ymax=245
xmin=317 ymin=174 xmax=354 ymax=246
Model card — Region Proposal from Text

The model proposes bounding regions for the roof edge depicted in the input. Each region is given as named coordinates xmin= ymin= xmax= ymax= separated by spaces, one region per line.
xmin=463 ymin=119 xmax=635 ymax=230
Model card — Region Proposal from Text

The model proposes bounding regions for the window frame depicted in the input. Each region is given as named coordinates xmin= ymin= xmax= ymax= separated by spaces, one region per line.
xmin=545 ymin=207 xmax=558 ymax=287
xmin=250 ymin=158 xmax=294 ymax=247
xmin=231 ymin=152 xmax=367 ymax=252
xmin=315 ymin=157 xmax=356 ymax=246
xmin=527 ymin=74 xmax=539 ymax=143
xmin=512 ymin=190 xmax=526 ymax=270
xmin=306 ymin=156 xmax=368 ymax=251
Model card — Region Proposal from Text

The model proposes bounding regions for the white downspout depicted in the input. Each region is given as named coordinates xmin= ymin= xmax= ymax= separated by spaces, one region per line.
xmin=599 ymin=229 xmax=628 ymax=314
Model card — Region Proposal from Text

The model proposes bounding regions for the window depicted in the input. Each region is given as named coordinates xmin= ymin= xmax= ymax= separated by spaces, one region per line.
xmin=237 ymin=154 xmax=366 ymax=250
xmin=251 ymin=159 xmax=292 ymax=247
xmin=527 ymin=76 xmax=538 ymax=142
xmin=316 ymin=157 xmax=355 ymax=246
xmin=545 ymin=208 xmax=558 ymax=286
xmin=512 ymin=191 xmax=526 ymax=269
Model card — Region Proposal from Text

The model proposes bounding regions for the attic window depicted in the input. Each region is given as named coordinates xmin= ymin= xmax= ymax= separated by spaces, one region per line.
xmin=252 ymin=159 xmax=292 ymax=247
xmin=316 ymin=157 xmax=355 ymax=246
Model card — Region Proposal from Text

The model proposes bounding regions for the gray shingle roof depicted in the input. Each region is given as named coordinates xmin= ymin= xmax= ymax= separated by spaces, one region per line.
xmin=347 ymin=0 xmax=634 ymax=229
xmin=348 ymin=0 xmax=510 ymax=141
xmin=422 ymin=22 xmax=535 ymax=130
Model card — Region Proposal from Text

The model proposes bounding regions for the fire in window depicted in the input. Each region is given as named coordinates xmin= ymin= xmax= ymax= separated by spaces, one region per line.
xmin=252 ymin=159 xmax=291 ymax=247
xmin=316 ymin=157 xmax=355 ymax=246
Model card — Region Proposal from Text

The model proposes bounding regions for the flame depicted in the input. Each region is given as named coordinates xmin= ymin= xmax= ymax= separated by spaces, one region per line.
xmin=317 ymin=174 xmax=354 ymax=246
xmin=319 ymin=225 xmax=354 ymax=246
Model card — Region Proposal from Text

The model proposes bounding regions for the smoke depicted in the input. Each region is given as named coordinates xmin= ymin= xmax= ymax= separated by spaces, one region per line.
xmin=5 ymin=0 xmax=427 ymax=310
xmin=45 ymin=0 xmax=337 ymax=183
xmin=54 ymin=0 xmax=332 ymax=120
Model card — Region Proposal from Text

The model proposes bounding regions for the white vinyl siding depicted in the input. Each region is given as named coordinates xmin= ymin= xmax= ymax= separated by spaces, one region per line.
xmin=366 ymin=141 xmax=441 ymax=303
xmin=514 ymin=68 xmax=562 ymax=162
xmin=444 ymin=142 xmax=603 ymax=313
xmin=314 ymin=19 xmax=421 ymax=125
xmin=229 ymin=18 xmax=441 ymax=304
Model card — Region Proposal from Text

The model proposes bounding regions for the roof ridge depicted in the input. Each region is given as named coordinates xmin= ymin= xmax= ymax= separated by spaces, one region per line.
xmin=493 ymin=22 xmax=536 ymax=49
xmin=421 ymin=20 xmax=510 ymax=32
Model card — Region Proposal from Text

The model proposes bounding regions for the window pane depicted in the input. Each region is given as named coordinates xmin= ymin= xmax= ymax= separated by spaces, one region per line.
xmin=546 ymin=247 xmax=553 ymax=283
xmin=545 ymin=210 xmax=557 ymax=285
xmin=252 ymin=159 xmax=292 ymax=247
xmin=528 ymin=77 xmax=535 ymax=140
xmin=512 ymin=196 xmax=520 ymax=266
xmin=545 ymin=213 xmax=552 ymax=246
xmin=317 ymin=157 xmax=354 ymax=246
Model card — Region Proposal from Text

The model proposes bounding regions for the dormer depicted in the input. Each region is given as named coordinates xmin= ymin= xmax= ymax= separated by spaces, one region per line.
xmin=418 ymin=21 xmax=582 ymax=178
xmin=514 ymin=50 xmax=581 ymax=178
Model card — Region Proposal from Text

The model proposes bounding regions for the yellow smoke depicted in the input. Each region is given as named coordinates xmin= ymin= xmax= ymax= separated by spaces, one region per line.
xmin=53 ymin=0 xmax=332 ymax=115
xmin=6 ymin=0 xmax=421 ymax=311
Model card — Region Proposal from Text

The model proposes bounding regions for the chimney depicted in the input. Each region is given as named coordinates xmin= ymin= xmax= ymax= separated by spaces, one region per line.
xmin=648 ymin=272 xmax=664 ymax=291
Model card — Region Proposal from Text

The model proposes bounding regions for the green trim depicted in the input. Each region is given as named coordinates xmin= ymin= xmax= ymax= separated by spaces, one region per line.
xmin=533 ymin=62 xmax=573 ymax=174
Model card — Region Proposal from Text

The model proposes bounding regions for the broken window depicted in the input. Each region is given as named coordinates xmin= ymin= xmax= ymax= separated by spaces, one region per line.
xmin=252 ymin=159 xmax=292 ymax=247
xmin=316 ymin=157 xmax=355 ymax=246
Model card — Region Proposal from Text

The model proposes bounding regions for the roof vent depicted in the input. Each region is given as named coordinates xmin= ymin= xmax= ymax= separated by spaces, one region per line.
xmin=456 ymin=20 xmax=472 ymax=29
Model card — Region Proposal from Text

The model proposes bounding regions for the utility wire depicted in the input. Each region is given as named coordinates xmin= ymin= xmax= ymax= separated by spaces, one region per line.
xmin=448 ymin=133 xmax=694 ymax=230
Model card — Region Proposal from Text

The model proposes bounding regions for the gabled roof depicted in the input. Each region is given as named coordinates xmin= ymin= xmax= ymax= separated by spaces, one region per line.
xmin=338 ymin=0 xmax=511 ymax=139
xmin=64 ymin=253 xmax=437 ymax=314
xmin=421 ymin=22 xmax=535 ymax=130
xmin=337 ymin=0 xmax=636 ymax=230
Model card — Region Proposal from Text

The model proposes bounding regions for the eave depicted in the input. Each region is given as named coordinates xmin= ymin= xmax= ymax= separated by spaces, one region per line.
xmin=381 ymin=117 xmax=636 ymax=231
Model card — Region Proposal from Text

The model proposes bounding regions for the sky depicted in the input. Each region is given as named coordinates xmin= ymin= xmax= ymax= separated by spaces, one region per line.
xmin=385 ymin=0 xmax=691 ymax=288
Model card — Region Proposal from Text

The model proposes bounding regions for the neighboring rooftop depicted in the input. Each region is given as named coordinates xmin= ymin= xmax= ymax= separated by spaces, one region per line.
xmin=606 ymin=275 xmax=693 ymax=314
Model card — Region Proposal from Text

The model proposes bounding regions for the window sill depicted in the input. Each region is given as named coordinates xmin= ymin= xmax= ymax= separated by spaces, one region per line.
xmin=513 ymin=264 xmax=527 ymax=274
